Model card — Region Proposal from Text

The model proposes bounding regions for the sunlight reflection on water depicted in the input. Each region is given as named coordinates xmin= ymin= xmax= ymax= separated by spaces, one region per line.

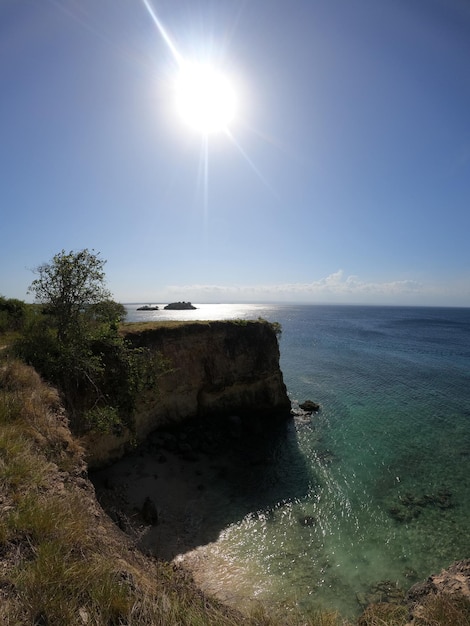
xmin=125 ymin=303 xmax=272 ymax=323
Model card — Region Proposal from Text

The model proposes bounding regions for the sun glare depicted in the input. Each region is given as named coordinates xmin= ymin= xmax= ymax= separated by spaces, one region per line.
xmin=175 ymin=62 xmax=237 ymax=134
xmin=141 ymin=0 xmax=265 ymax=194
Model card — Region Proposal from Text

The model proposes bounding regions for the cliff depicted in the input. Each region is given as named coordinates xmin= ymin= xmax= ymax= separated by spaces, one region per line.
xmin=84 ymin=320 xmax=291 ymax=467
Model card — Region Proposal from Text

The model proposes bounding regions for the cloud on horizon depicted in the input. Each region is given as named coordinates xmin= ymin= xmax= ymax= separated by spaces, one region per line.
xmin=161 ymin=270 xmax=469 ymax=306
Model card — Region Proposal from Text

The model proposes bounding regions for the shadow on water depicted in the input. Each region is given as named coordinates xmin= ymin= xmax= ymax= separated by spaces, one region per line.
xmin=90 ymin=415 xmax=312 ymax=561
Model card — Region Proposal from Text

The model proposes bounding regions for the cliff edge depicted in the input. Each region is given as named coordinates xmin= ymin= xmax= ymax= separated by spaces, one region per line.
xmin=85 ymin=320 xmax=291 ymax=467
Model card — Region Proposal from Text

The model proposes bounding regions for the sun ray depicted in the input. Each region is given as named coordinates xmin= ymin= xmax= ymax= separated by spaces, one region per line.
xmin=225 ymin=130 xmax=277 ymax=197
xmin=196 ymin=137 xmax=210 ymax=221
xmin=202 ymin=136 xmax=209 ymax=238
xmin=141 ymin=0 xmax=183 ymax=66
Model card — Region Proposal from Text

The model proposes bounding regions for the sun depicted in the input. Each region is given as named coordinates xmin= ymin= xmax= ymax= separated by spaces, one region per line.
xmin=175 ymin=62 xmax=237 ymax=134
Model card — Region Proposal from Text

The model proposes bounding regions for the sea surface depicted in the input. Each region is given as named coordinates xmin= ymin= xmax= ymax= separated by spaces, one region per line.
xmin=124 ymin=303 xmax=470 ymax=618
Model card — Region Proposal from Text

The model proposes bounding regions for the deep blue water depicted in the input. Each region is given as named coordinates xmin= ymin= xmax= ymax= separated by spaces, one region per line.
xmin=125 ymin=303 xmax=470 ymax=617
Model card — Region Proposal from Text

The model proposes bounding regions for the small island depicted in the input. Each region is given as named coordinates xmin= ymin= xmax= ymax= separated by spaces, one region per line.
xmin=137 ymin=305 xmax=159 ymax=311
xmin=164 ymin=301 xmax=197 ymax=310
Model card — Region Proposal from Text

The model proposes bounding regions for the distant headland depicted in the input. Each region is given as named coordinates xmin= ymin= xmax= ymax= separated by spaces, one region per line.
xmin=164 ymin=301 xmax=197 ymax=310
xmin=136 ymin=305 xmax=159 ymax=311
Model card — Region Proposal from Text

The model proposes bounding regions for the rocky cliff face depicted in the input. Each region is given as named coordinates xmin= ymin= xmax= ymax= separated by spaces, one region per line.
xmin=85 ymin=320 xmax=291 ymax=467
xmin=406 ymin=559 xmax=470 ymax=621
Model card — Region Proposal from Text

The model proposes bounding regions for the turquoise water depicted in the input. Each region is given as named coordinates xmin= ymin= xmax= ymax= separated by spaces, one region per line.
xmin=125 ymin=304 xmax=470 ymax=617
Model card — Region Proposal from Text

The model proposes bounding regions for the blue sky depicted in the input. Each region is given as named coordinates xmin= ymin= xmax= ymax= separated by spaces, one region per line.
xmin=2 ymin=0 xmax=470 ymax=306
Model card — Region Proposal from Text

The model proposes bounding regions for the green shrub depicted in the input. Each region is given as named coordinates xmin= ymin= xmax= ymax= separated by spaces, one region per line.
xmin=84 ymin=405 xmax=123 ymax=433
xmin=0 ymin=296 xmax=28 ymax=333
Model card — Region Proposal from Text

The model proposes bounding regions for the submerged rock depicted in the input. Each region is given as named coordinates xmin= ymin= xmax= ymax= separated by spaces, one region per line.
xmin=388 ymin=488 xmax=454 ymax=522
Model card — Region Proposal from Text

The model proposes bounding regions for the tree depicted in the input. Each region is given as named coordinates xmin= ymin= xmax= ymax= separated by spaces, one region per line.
xmin=28 ymin=249 xmax=112 ymax=344
xmin=85 ymin=299 xmax=127 ymax=326
xmin=18 ymin=249 xmax=164 ymax=434
xmin=17 ymin=251 xmax=118 ymax=429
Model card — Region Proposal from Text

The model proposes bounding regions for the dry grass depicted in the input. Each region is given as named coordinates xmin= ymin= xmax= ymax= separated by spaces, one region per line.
xmin=119 ymin=318 xmax=274 ymax=336
xmin=357 ymin=602 xmax=409 ymax=625
xmin=414 ymin=593 xmax=470 ymax=626
xmin=357 ymin=593 xmax=470 ymax=626
xmin=119 ymin=319 xmax=213 ymax=335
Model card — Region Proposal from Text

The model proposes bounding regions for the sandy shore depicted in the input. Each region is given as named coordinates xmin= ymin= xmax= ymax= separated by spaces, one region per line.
xmin=91 ymin=418 xmax=304 ymax=556
xmin=90 ymin=417 xmax=311 ymax=610
xmin=91 ymin=440 xmax=232 ymax=560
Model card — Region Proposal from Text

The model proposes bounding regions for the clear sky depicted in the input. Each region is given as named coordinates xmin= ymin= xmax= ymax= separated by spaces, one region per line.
xmin=2 ymin=0 xmax=470 ymax=306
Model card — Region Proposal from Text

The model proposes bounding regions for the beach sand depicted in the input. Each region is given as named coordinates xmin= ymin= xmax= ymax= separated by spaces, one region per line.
xmin=91 ymin=438 xmax=232 ymax=560
xmin=90 ymin=417 xmax=310 ymax=608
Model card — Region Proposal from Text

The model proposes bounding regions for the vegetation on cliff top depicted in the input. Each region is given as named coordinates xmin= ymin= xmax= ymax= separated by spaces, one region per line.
xmin=120 ymin=317 xmax=281 ymax=334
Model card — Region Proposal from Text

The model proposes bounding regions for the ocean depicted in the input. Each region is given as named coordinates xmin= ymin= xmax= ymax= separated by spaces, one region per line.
xmin=124 ymin=303 xmax=470 ymax=618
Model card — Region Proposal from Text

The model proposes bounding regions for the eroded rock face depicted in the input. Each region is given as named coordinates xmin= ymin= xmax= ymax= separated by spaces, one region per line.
xmin=407 ymin=559 xmax=470 ymax=605
xmin=358 ymin=560 xmax=470 ymax=625
xmin=85 ymin=321 xmax=291 ymax=467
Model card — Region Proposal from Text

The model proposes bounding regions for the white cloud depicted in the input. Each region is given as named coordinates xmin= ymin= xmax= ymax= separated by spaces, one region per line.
xmin=159 ymin=270 xmax=470 ymax=306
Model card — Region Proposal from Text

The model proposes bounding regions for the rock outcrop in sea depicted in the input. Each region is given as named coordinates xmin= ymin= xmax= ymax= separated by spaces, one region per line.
xmin=164 ymin=301 xmax=196 ymax=310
